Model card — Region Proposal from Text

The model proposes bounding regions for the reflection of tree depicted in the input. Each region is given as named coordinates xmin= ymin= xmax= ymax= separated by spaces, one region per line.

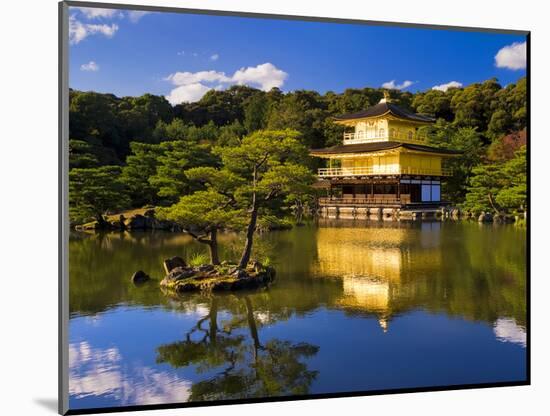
xmin=156 ymin=295 xmax=319 ymax=401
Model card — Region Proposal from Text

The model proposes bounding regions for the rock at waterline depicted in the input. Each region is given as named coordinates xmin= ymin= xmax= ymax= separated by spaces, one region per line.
xmin=478 ymin=212 xmax=493 ymax=223
xmin=165 ymin=266 xmax=196 ymax=281
xmin=125 ymin=214 xmax=155 ymax=230
xmin=160 ymin=262 xmax=276 ymax=293
xmin=131 ymin=270 xmax=150 ymax=284
xmin=163 ymin=256 xmax=187 ymax=274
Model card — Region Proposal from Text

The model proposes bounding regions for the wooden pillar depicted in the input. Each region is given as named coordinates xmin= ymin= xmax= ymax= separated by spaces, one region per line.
xmin=396 ymin=179 xmax=400 ymax=202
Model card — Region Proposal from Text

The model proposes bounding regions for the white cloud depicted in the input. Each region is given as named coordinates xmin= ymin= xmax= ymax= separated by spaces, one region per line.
xmin=210 ymin=53 xmax=219 ymax=61
xmin=164 ymin=63 xmax=288 ymax=105
xmin=232 ymin=63 xmax=288 ymax=90
xmin=495 ymin=41 xmax=527 ymax=70
xmin=75 ymin=7 xmax=122 ymax=19
xmin=80 ymin=61 xmax=99 ymax=72
xmin=381 ymin=80 xmax=414 ymax=90
xmin=432 ymin=81 xmax=463 ymax=92
xmin=165 ymin=70 xmax=231 ymax=86
xmin=166 ymin=83 xmax=213 ymax=105
xmin=69 ymin=15 xmax=119 ymax=44
xmin=69 ymin=8 xmax=149 ymax=45
xmin=127 ymin=11 xmax=151 ymax=23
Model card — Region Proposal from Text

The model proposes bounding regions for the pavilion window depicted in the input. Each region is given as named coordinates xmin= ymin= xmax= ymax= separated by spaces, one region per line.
xmin=373 ymin=184 xmax=385 ymax=194
xmin=431 ymin=184 xmax=441 ymax=201
xmin=421 ymin=181 xmax=432 ymax=201
xmin=342 ymin=185 xmax=354 ymax=198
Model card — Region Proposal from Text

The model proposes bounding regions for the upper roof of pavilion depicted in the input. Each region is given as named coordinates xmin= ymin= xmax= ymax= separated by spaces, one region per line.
xmin=333 ymin=93 xmax=435 ymax=125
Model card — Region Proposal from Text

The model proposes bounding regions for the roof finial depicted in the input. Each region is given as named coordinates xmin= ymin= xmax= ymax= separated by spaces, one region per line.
xmin=380 ymin=90 xmax=391 ymax=104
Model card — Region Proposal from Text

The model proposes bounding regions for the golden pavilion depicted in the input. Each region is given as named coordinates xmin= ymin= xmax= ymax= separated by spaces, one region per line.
xmin=310 ymin=93 xmax=460 ymax=217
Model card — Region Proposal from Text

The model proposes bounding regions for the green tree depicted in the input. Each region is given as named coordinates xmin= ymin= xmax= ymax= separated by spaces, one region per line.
xmin=463 ymin=146 xmax=526 ymax=215
xmin=267 ymin=91 xmax=327 ymax=148
xmin=411 ymin=88 xmax=457 ymax=121
xmin=150 ymin=140 xmax=218 ymax=204
xmin=120 ymin=142 xmax=164 ymax=207
xmin=161 ymin=130 xmax=314 ymax=267
xmin=462 ymin=164 xmax=504 ymax=213
xmin=426 ymin=121 xmax=484 ymax=202
xmin=451 ymin=78 xmax=502 ymax=132
xmin=495 ymin=147 xmax=527 ymax=212
xmin=69 ymin=139 xmax=99 ymax=169
xmin=69 ymin=138 xmax=121 ymax=169
xmin=69 ymin=166 xmax=130 ymax=225
xmin=158 ymin=188 xmax=244 ymax=264
xmin=487 ymin=109 xmax=513 ymax=140
xmin=117 ymin=94 xmax=173 ymax=144
xmin=215 ymin=129 xmax=315 ymax=268
xmin=244 ymin=93 xmax=269 ymax=133
xmin=217 ymin=120 xmax=246 ymax=147
xmin=69 ymin=90 xmax=123 ymax=154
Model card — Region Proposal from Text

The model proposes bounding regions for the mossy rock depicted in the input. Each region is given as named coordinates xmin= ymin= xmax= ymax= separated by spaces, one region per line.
xmin=160 ymin=262 xmax=275 ymax=294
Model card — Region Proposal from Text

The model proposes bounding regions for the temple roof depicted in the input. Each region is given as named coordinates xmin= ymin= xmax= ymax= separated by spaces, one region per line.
xmin=310 ymin=141 xmax=462 ymax=156
xmin=333 ymin=101 xmax=434 ymax=124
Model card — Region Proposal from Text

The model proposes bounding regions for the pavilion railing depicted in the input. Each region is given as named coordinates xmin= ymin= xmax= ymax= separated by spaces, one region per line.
xmin=318 ymin=196 xmax=403 ymax=206
xmin=317 ymin=166 xmax=452 ymax=177
xmin=343 ymin=131 xmax=427 ymax=145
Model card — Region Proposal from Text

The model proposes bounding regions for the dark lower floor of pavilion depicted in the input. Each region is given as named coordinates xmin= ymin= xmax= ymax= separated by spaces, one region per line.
xmin=317 ymin=177 xmax=446 ymax=208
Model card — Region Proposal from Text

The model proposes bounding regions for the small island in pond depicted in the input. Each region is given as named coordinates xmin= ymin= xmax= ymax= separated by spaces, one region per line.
xmin=159 ymin=256 xmax=275 ymax=293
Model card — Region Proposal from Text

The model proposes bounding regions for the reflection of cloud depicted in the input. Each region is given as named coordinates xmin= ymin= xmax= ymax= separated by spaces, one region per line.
xmin=493 ymin=318 xmax=526 ymax=347
xmin=254 ymin=311 xmax=272 ymax=324
xmin=69 ymin=341 xmax=191 ymax=406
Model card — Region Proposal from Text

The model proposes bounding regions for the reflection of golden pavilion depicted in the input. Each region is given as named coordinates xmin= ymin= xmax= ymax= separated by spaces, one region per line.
xmin=315 ymin=227 xmax=408 ymax=279
xmin=341 ymin=277 xmax=389 ymax=310
xmin=314 ymin=226 xmax=442 ymax=332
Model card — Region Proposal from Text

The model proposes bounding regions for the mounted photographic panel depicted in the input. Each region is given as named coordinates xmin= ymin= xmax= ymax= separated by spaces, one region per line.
xmin=59 ymin=1 xmax=529 ymax=414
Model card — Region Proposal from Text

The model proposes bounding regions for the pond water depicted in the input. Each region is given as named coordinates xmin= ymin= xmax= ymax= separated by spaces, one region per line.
xmin=68 ymin=220 xmax=527 ymax=410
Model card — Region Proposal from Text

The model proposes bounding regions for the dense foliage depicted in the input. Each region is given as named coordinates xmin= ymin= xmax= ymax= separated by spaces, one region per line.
xmin=158 ymin=130 xmax=315 ymax=266
xmin=68 ymin=77 xmax=527 ymax=227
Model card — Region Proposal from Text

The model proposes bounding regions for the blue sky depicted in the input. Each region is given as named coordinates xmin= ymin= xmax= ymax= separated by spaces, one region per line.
xmin=69 ymin=6 xmax=527 ymax=105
